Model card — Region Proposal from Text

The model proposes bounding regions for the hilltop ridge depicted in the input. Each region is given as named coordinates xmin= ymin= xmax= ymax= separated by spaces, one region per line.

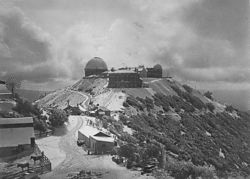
xmin=37 ymin=77 xmax=250 ymax=178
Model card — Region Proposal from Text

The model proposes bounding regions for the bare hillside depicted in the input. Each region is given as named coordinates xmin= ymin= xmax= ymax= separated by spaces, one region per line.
xmin=37 ymin=89 xmax=87 ymax=109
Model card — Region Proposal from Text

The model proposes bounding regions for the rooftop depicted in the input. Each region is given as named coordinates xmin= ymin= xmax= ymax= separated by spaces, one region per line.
xmin=91 ymin=136 xmax=114 ymax=142
xmin=108 ymin=70 xmax=136 ymax=74
xmin=85 ymin=57 xmax=108 ymax=70
xmin=0 ymin=117 xmax=33 ymax=125
xmin=78 ymin=125 xmax=100 ymax=138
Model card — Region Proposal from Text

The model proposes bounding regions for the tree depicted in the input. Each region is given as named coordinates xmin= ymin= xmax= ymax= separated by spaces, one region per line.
xmin=118 ymin=143 xmax=137 ymax=159
xmin=5 ymin=76 xmax=22 ymax=97
xmin=49 ymin=108 xmax=68 ymax=127
xmin=34 ymin=117 xmax=47 ymax=132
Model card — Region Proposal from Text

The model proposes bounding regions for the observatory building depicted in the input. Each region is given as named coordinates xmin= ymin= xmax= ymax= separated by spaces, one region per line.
xmin=146 ymin=64 xmax=163 ymax=78
xmin=84 ymin=57 xmax=108 ymax=77
xmin=108 ymin=69 xmax=142 ymax=88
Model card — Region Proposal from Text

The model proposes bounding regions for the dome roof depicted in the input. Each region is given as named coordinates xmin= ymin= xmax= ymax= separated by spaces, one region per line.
xmin=85 ymin=57 xmax=108 ymax=70
xmin=153 ymin=64 xmax=162 ymax=70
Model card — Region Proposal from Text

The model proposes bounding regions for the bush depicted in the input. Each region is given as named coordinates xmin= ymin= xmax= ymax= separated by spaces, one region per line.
xmin=225 ymin=105 xmax=234 ymax=113
xmin=166 ymin=161 xmax=216 ymax=179
xmin=113 ymin=121 xmax=124 ymax=133
xmin=123 ymin=101 xmax=129 ymax=107
xmin=13 ymin=97 xmax=41 ymax=117
xmin=119 ymin=133 xmax=137 ymax=143
xmin=49 ymin=108 xmax=68 ymax=127
xmin=118 ymin=143 xmax=137 ymax=159
xmin=126 ymin=96 xmax=144 ymax=110
xmin=183 ymin=84 xmax=193 ymax=93
xmin=206 ymin=103 xmax=215 ymax=112
xmin=34 ymin=117 xmax=47 ymax=132
xmin=204 ymin=91 xmax=213 ymax=100
xmin=120 ymin=114 xmax=129 ymax=124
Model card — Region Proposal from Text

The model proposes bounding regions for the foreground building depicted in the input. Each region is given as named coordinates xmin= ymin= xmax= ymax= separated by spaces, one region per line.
xmin=0 ymin=117 xmax=35 ymax=156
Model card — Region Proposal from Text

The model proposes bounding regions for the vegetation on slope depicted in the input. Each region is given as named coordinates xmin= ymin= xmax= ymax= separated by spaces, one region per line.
xmin=120 ymin=91 xmax=250 ymax=178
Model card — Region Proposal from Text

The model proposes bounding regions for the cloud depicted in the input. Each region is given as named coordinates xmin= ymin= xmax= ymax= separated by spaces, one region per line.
xmin=1 ymin=0 xmax=249 ymax=88
xmin=0 ymin=5 xmax=67 ymax=83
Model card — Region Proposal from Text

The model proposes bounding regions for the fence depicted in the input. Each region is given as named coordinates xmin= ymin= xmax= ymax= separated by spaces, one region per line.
xmin=2 ymin=145 xmax=52 ymax=179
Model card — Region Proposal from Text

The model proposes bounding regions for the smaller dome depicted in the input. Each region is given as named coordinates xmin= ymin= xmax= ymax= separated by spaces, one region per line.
xmin=85 ymin=57 xmax=108 ymax=70
xmin=153 ymin=64 xmax=162 ymax=70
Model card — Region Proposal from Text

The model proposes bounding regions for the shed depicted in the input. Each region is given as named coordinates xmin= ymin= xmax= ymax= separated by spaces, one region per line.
xmin=97 ymin=106 xmax=111 ymax=116
xmin=78 ymin=127 xmax=114 ymax=154
xmin=89 ymin=132 xmax=114 ymax=154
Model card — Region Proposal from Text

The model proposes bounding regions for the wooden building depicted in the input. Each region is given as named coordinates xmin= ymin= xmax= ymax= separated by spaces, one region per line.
xmin=89 ymin=132 xmax=114 ymax=154
xmin=97 ymin=106 xmax=111 ymax=116
xmin=0 ymin=117 xmax=35 ymax=156
xmin=78 ymin=126 xmax=114 ymax=154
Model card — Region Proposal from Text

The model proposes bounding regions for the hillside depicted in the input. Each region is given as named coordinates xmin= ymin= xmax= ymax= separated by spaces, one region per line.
xmin=37 ymin=77 xmax=250 ymax=178
xmin=36 ymin=89 xmax=87 ymax=109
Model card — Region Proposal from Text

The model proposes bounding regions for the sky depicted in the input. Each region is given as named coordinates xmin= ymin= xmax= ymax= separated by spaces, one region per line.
xmin=0 ymin=0 xmax=249 ymax=109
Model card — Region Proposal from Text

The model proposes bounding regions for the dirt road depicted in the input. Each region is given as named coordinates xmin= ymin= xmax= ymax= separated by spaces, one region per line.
xmin=40 ymin=115 xmax=154 ymax=179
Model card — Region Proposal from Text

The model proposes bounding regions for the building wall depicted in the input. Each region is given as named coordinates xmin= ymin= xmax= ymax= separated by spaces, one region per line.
xmin=108 ymin=73 xmax=142 ymax=88
xmin=0 ymin=93 xmax=12 ymax=99
xmin=137 ymin=68 xmax=147 ymax=78
xmin=146 ymin=68 xmax=162 ymax=78
xmin=78 ymin=131 xmax=90 ymax=147
xmin=0 ymin=127 xmax=34 ymax=147
xmin=85 ymin=69 xmax=107 ymax=77
xmin=89 ymin=137 xmax=114 ymax=154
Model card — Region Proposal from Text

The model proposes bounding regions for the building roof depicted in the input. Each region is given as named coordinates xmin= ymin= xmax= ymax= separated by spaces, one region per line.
xmin=94 ymin=131 xmax=111 ymax=137
xmin=153 ymin=64 xmax=162 ymax=70
xmin=0 ymin=117 xmax=33 ymax=125
xmin=0 ymin=117 xmax=34 ymax=147
xmin=91 ymin=136 xmax=114 ymax=143
xmin=78 ymin=125 xmax=100 ymax=138
xmin=79 ymin=126 xmax=114 ymax=142
xmin=85 ymin=57 xmax=108 ymax=70
xmin=0 ymin=84 xmax=10 ymax=93
xmin=98 ymin=106 xmax=110 ymax=112
xmin=108 ymin=69 xmax=136 ymax=74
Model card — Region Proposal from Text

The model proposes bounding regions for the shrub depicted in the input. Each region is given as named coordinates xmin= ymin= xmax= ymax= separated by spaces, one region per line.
xmin=123 ymin=101 xmax=129 ymax=107
xmin=118 ymin=143 xmax=137 ymax=159
xmin=204 ymin=91 xmax=213 ymax=100
xmin=126 ymin=96 xmax=144 ymax=110
xmin=102 ymin=118 xmax=108 ymax=129
xmin=206 ymin=103 xmax=215 ymax=112
xmin=13 ymin=98 xmax=41 ymax=117
xmin=183 ymin=84 xmax=193 ymax=93
xmin=119 ymin=114 xmax=129 ymax=124
xmin=113 ymin=121 xmax=124 ymax=133
xmin=34 ymin=117 xmax=47 ymax=132
xmin=225 ymin=105 xmax=234 ymax=113
xmin=166 ymin=161 xmax=216 ymax=179
xmin=119 ymin=133 xmax=137 ymax=143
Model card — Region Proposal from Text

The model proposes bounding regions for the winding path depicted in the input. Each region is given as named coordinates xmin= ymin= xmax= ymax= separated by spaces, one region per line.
xmin=39 ymin=91 xmax=153 ymax=179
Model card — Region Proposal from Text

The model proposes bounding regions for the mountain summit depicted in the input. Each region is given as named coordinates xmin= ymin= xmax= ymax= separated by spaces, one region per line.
xmin=38 ymin=77 xmax=250 ymax=178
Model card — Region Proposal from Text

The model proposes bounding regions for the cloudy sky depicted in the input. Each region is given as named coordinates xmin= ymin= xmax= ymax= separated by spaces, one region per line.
xmin=0 ymin=0 xmax=249 ymax=108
